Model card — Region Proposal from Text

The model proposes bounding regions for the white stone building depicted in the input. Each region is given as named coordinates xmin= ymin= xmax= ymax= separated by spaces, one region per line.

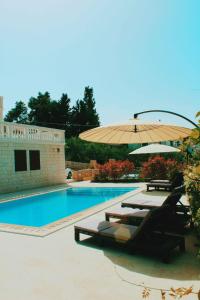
xmin=0 ymin=97 xmax=66 ymax=194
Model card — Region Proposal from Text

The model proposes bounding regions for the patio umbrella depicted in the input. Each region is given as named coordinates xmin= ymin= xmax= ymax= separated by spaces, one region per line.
xmin=129 ymin=143 xmax=181 ymax=155
xmin=79 ymin=119 xmax=192 ymax=144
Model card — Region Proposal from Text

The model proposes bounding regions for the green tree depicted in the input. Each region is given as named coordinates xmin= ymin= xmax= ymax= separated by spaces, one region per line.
xmin=5 ymin=87 xmax=99 ymax=138
xmin=28 ymin=92 xmax=72 ymax=131
xmin=180 ymin=111 xmax=200 ymax=163
xmin=4 ymin=101 xmax=28 ymax=123
xmin=71 ymin=86 xmax=100 ymax=136
xmin=83 ymin=86 xmax=100 ymax=126
xmin=58 ymin=94 xmax=72 ymax=136
xmin=28 ymin=92 xmax=52 ymax=126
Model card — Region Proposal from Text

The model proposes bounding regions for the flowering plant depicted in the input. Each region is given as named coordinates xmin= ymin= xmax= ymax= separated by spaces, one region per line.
xmin=95 ymin=160 xmax=134 ymax=181
xmin=140 ymin=156 xmax=183 ymax=180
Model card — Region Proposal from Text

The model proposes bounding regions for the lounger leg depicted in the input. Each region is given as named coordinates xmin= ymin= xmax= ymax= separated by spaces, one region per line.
xmin=105 ymin=214 xmax=110 ymax=221
xmin=179 ymin=238 xmax=185 ymax=252
xmin=74 ymin=228 xmax=80 ymax=242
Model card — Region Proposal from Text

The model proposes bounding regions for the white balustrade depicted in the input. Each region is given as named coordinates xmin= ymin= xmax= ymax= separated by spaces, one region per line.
xmin=0 ymin=122 xmax=65 ymax=144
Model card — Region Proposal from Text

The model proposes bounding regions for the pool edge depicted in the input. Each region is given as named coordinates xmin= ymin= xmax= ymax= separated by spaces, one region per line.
xmin=0 ymin=186 xmax=144 ymax=237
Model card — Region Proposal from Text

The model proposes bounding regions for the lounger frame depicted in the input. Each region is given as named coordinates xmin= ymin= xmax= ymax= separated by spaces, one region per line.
xmin=74 ymin=223 xmax=185 ymax=263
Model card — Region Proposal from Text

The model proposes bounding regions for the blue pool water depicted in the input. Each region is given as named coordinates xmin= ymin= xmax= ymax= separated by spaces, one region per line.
xmin=0 ymin=187 xmax=136 ymax=227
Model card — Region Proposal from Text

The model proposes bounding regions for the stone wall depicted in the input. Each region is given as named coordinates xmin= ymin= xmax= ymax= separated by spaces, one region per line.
xmin=72 ymin=169 xmax=99 ymax=181
xmin=0 ymin=142 xmax=66 ymax=194
xmin=65 ymin=160 xmax=90 ymax=170
xmin=65 ymin=160 xmax=98 ymax=170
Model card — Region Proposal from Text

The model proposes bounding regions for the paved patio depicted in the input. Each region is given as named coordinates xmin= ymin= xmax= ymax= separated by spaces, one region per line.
xmin=0 ymin=182 xmax=199 ymax=300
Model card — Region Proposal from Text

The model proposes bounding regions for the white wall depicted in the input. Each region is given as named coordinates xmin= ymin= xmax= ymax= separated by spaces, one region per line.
xmin=0 ymin=142 xmax=66 ymax=193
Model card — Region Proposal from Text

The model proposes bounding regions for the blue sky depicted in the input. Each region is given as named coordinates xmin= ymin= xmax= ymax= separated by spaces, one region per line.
xmin=1 ymin=0 xmax=200 ymax=127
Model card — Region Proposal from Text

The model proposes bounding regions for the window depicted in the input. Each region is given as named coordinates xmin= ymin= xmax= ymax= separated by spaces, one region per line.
xmin=29 ymin=150 xmax=40 ymax=170
xmin=14 ymin=150 xmax=27 ymax=172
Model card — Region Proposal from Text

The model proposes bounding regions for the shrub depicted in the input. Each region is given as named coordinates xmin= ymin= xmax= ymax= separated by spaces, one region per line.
xmin=185 ymin=166 xmax=200 ymax=223
xmin=94 ymin=160 xmax=134 ymax=181
xmin=183 ymin=112 xmax=200 ymax=253
xmin=65 ymin=137 xmax=130 ymax=163
xmin=185 ymin=165 xmax=200 ymax=258
xmin=140 ymin=155 xmax=183 ymax=180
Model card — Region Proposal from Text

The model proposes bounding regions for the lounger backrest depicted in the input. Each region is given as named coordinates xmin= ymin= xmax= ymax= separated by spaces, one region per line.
xmin=171 ymin=172 xmax=184 ymax=188
xmin=132 ymin=206 xmax=170 ymax=241
xmin=161 ymin=190 xmax=182 ymax=208
xmin=173 ymin=184 xmax=185 ymax=194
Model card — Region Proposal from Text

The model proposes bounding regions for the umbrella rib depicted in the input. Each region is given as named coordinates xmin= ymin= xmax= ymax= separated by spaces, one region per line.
xmin=97 ymin=127 xmax=122 ymax=144
xmin=135 ymin=125 xmax=144 ymax=144
xmin=139 ymin=125 xmax=155 ymax=143
xmin=170 ymin=126 xmax=192 ymax=135
xmin=150 ymin=126 xmax=174 ymax=142
xmin=116 ymin=128 xmax=129 ymax=144
xmin=104 ymin=126 xmax=128 ymax=144
xmin=148 ymin=125 xmax=185 ymax=142
xmin=161 ymin=126 xmax=189 ymax=140
xmin=79 ymin=127 xmax=102 ymax=139
xmin=81 ymin=127 xmax=115 ymax=143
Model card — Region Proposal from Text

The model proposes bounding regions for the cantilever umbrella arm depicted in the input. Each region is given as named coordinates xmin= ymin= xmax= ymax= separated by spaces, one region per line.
xmin=133 ymin=110 xmax=199 ymax=129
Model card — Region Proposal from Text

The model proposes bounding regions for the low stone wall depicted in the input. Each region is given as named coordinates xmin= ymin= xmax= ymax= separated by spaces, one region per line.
xmin=72 ymin=169 xmax=99 ymax=181
xmin=65 ymin=160 xmax=97 ymax=170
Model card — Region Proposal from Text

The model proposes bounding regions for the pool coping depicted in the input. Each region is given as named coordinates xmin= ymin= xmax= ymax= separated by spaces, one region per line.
xmin=0 ymin=185 xmax=144 ymax=237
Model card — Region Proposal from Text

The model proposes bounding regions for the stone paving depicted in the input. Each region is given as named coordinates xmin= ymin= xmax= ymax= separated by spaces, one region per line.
xmin=0 ymin=181 xmax=199 ymax=300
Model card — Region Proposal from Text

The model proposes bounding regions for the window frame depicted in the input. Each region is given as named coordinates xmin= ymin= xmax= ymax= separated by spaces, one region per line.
xmin=29 ymin=150 xmax=41 ymax=171
xmin=14 ymin=150 xmax=27 ymax=172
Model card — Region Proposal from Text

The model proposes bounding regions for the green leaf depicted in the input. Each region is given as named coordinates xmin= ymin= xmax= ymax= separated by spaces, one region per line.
xmin=196 ymin=111 xmax=200 ymax=118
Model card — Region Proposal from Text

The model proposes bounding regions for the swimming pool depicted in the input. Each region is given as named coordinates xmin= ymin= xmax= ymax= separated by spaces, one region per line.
xmin=0 ymin=187 xmax=136 ymax=227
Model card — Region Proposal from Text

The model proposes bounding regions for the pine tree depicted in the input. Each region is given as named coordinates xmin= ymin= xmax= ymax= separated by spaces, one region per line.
xmin=28 ymin=92 xmax=52 ymax=126
xmin=83 ymin=86 xmax=100 ymax=126
xmin=4 ymin=101 xmax=28 ymax=123
xmin=71 ymin=86 xmax=100 ymax=136
xmin=57 ymin=94 xmax=71 ymax=136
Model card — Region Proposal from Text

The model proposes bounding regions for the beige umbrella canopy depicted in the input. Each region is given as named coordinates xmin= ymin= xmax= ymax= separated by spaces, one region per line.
xmin=79 ymin=120 xmax=192 ymax=144
xmin=129 ymin=143 xmax=181 ymax=155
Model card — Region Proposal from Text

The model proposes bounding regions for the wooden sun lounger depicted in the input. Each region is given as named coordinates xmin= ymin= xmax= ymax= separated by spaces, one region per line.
xmin=105 ymin=208 xmax=191 ymax=233
xmin=147 ymin=172 xmax=184 ymax=192
xmin=146 ymin=182 xmax=172 ymax=191
xmin=121 ymin=186 xmax=190 ymax=214
xmin=108 ymin=187 xmax=191 ymax=232
xmin=74 ymin=207 xmax=185 ymax=263
xmin=121 ymin=198 xmax=190 ymax=213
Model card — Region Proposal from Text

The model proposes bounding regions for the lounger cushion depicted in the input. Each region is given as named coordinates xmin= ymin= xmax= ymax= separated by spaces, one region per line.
xmin=100 ymin=223 xmax=138 ymax=242
xmin=75 ymin=220 xmax=112 ymax=233
xmin=150 ymin=180 xmax=170 ymax=183
xmin=122 ymin=198 xmax=163 ymax=208
xmin=147 ymin=183 xmax=172 ymax=187
xmin=106 ymin=207 xmax=149 ymax=218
